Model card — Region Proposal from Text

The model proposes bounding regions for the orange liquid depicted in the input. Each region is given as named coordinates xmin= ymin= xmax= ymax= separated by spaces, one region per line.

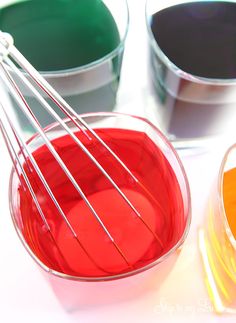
xmin=223 ymin=168 xmax=236 ymax=239
xmin=199 ymin=168 xmax=236 ymax=313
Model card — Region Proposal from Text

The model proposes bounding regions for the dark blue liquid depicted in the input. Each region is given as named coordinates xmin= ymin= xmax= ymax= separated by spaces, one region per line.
xmin=151 ymin=1 xmax=236 ymax=79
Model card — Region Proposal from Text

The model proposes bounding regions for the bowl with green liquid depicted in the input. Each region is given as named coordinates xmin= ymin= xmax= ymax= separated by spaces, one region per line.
xmin=0 ymin=0 xmax=128 ymax=136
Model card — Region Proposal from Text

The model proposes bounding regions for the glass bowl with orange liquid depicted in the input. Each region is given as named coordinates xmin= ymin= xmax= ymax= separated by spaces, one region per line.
xmin=8 ymin=112 xmax=191 ymax=308
xmin=199 ymin=144 xmax=236 ymax=314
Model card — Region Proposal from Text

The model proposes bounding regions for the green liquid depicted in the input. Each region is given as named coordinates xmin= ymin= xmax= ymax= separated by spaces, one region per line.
xmin=0 ymin=0 xmax=124 ymax=135
xmin=0 ymin=0 xmax=120 ymax=71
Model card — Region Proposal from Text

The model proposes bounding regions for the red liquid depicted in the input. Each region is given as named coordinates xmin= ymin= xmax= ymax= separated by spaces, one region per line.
xmin=12 ymin=128 xmax=186 ymax=278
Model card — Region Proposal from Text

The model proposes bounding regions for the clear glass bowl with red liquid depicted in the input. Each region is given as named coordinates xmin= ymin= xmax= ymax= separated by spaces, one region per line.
xmin=9 ymin=112 xmax=191 ymax=306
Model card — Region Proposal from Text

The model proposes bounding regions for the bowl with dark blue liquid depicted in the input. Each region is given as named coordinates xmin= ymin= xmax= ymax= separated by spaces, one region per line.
xmin=146 ymin=0 xmax=236 ymax=148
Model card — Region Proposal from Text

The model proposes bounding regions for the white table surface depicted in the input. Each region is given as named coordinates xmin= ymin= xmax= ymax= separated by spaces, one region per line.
xmin=0 ymin=0 xmax=236 ymax=322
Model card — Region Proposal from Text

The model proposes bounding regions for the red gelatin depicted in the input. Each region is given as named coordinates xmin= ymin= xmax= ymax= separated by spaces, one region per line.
xmin=12 ymin=128 xmax=186 ymax=278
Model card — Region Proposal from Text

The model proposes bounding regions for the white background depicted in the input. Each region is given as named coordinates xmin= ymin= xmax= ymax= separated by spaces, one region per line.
xmin=0 ymin=0 xmax=236 ymax=322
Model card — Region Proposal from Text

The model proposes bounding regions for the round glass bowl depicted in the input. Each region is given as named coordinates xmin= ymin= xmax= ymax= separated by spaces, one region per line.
xmin=0 ymin=0 xmax=129 ymax=136
xmin=199 ymin=143 xmax=236 ymax=314
xmin=9 ymin=112 xmax=191 ymax=306
xmin=146 ymin=0 xmax=236 ymax=149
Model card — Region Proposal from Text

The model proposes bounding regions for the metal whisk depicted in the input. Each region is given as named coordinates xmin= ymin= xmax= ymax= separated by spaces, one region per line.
xmin=0 ymin=31 xmax=164 ymax=278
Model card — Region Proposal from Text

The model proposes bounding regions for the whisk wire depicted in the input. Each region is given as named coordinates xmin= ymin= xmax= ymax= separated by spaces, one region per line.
xmin=1 ymin=41 xmax=164 ymax=249
xmin=0 ymin=113 xmax=78 ymax=272
xmin=0 ymin=65 xmax=134 ymax=267
xmin=10 ymin=45 xmax=138 ymax=182
xmin=0 ymin=32 xmax=166 ymax=275
xmin=0 ymin=116 xmax=51 ymax=232
xmin=0 ymin=104 xmax=129 ymax=274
